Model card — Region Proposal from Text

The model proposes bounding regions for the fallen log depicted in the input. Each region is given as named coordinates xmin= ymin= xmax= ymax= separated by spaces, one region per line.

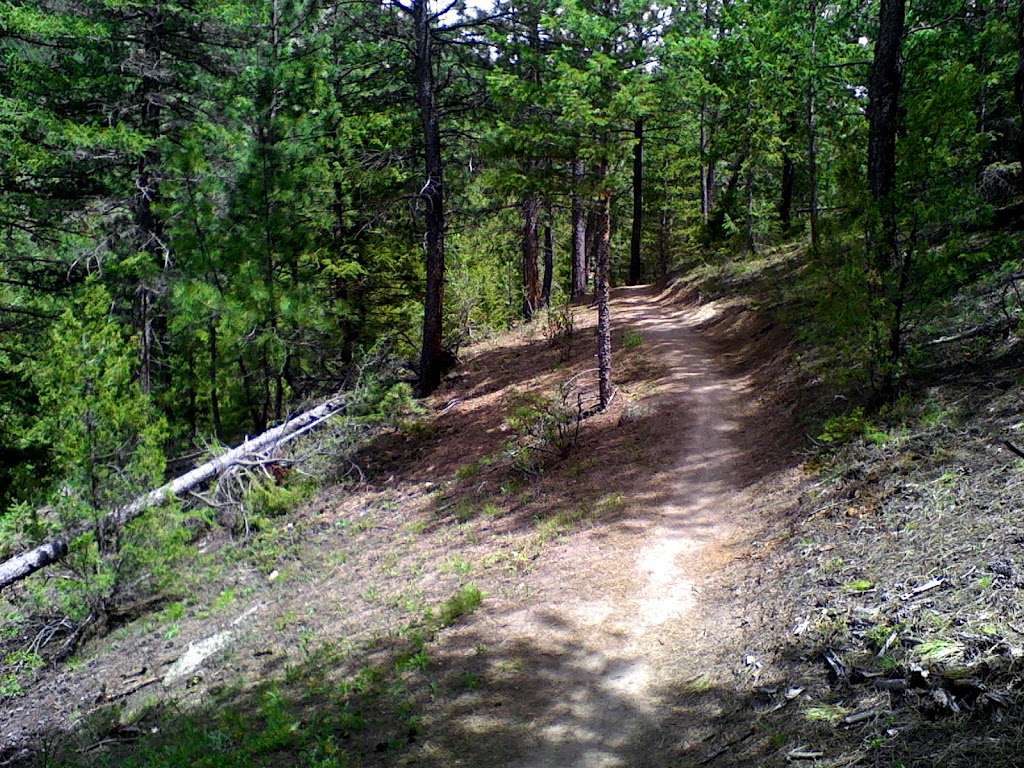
xmin=0 ymin=394 xmax=348 ymax=593
xmin=923 ymin=319 xmax=1013 ymax=347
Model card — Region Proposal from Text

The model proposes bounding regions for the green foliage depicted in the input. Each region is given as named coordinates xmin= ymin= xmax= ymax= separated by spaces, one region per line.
xmin=817 ymin=408 xmax=889 ymax=447
xmin=622 ymin=329 xmax=644 ymax=350
xmin=542 ymin=300 xmax=576 ymax=360
xmin=915 ymin=639 xmax=965 ymax=664
xmin=843 ymin=579 xmax=874 ymax=593
xmin=435 ymin=584 xmax=483 ymax=628
xmin=503 ymin=389 xmax=583 ymax=474
xmin=28 ymin=284 xmax=168 ymax=519
xmin=803 ymin=703 xmax=850 ymax=724
xmin=0 ymin=649 xmax=43 ymax=701
xmin=0 ymin=283 xmax=186 ymax=621
xmin=0 ymin=0 xmax=1021 ymax=683
xmin=0 ymin=674 xmax=22 ymax=699
xmin=244 ymin=480 xmax=313 ymax=521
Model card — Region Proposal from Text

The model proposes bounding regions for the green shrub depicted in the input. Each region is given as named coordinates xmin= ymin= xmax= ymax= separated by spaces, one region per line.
xmin=503 ymin=389 xmax=582 ymax=474
xmin=3 ymin=284 xmax=179 ymax=628
xmin=542 ymin=301 xmax=575 ymax=359
xmin=245 ymin=478 xmax=313 ymax=519
xmin=817 ymin=408 xmax=889 ymax=446
xmin=622 ymin=329 xmax=644 ymax=350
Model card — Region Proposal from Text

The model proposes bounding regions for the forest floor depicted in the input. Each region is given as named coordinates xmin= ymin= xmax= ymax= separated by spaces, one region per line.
xmin=4 ymin=249 xmax=1024 ymax=767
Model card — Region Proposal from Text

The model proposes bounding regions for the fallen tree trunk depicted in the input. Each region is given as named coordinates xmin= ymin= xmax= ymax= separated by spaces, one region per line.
xmin=923 ymin=319 xmax=1013 ymax=347
xmin=0 ymin=394 xmax=349 ymax=593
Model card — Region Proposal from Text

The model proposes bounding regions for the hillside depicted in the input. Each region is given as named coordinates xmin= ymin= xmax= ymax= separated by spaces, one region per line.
xmin=0 ymin=274 xmax=783 ymax=763
xmin=3 ymin=243 xmax=1024 ymax=766
xmin=3 ymin=0 xmax=1024 ymax=762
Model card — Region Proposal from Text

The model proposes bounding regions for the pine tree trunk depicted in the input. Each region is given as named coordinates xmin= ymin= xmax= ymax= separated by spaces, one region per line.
xmin=867 ymin=0 xmax=905 ymax=272
xmin=585 ymin=208 xmax=599 ymax=291
xmin=258 ymin=0 xmax=285 ymax=422
xmin=521 ymin=195 xmax=541 ymax=319
xmin=595 ymin=164 xmax=613 ymax=411
xmin=745 ymin=165 xmax=755 ymax=253
xmin=708 ymin=152 xmax=747 ymax=236
xmin=629 ymin=118 xmax=644 ymax=284
xmin=657 ymin=207 xmax=670 ymax=279
xmin=208 ymin=319 xmax=223 ymax=440
xmin=134 ymin=7 xmax=167 ymax=395
xmin=867 ymin=0 xmax=907 ymax=392
xmin=1016 ymin=0 xmax=1024 ymax=169
xmin=700 ymin=99 xmax=714 ymax=224
xmin=413 ymin=0 xmax=448 ymax=396
xmin=779 ymin=152 xmax=795 ymax=232
xmin=541 ymin=201 xmax=553 ymax=307
xmin=806 ymin=0 xmax=820 ymax=251
xmin=570 ymin=158 xmax=587 ymax=300
xmin=699 ymin=0 xmax=714 ymax=225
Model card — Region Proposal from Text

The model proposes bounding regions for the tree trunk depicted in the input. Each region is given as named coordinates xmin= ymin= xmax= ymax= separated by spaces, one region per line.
xmin=413 ymin=0 xmax=448 ymax=396
xmin=208 ymin=319 xmax=223 ymax=440
xmin=541 ymin=200 xmax=553 ymax=307
xmin=585 ymin=208 xmax=599 ymax=291
xmin=1016 ymin=0 xmax=1024 ymax=169
xmin=699 ymin=0 xmax=715 ymax=225
xmin=258 ymin=0 xmax=285 ymax=423
xmin=745 ymin=165 xmax=755 ymax=253
xmin=700 ymin=99 xmax=714 ymax=224
xmin=779 ymin=152 xmax=795 ymax=232
xmin=134 ymin=7 xmax=167 ymax=395
xmin=806 ymin=0 xmax=820 ymax=251
xmin=657 ymin=207 xmax=671 ymax=279
xmin=594 ymin=164 xmax=613 ymax=411
xmin=867 ymin=0 xmax=905 ymax=272
xmin=521 ymin=195 xmax=541 ymax=319
xmin=708 ymin=152 xmax=747 ymax=236
xmin=570 ymin=158 xmax=587 ymax=300
xmin=629 ymin=118 xmax=644 ymax=284
xmin=867 ymin=0 xmax=907 ymax=393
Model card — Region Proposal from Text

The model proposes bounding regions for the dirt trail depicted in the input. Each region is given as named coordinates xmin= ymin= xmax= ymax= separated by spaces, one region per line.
xmin=428 ymin=285 xmax=752 ymax=767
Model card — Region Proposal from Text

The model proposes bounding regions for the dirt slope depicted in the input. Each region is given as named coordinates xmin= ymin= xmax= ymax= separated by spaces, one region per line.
xmin=1 ymin=281 xmax=797 ymax=767
xmin=398 ymin=284 xmax=787 ymax=767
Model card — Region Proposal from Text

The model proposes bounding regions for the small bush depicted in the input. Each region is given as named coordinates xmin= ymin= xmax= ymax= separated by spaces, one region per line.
xmin=0 ymin=673 xmax=22 ymax=699
xmin=6 ymin=283 xmax=176 ymax=636
xmin=843 ymin=579 xmax=874 ymax=592
xmin=817 ymin=408 xmax=889 ymax=446
xmin=543 ymin=301 xmax=575 ymax=360
xmin=245 ymin=478 xmax=312 ymax=519
xmin=622 ymin=329 xmax=644 ymax=350
xmin=503 ymin=389 xmax=583 ymax=475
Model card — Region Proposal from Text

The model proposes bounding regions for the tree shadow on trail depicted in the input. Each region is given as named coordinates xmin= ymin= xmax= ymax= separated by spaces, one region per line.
xmin=15 ymin=588 xmax=1024 ymax=768
xmin=355 ymin=283 xmax=801 ymax=554
xmin=0 ymin=597 xmax=760 ymax=767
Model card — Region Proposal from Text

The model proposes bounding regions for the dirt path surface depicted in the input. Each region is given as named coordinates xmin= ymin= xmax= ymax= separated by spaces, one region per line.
xmin=418 ymin=285 xmax=755 ymax=767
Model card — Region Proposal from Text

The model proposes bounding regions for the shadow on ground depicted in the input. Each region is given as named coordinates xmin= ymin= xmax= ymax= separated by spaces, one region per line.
xmin=19 ymin=600 xmax=1024 ymax=768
